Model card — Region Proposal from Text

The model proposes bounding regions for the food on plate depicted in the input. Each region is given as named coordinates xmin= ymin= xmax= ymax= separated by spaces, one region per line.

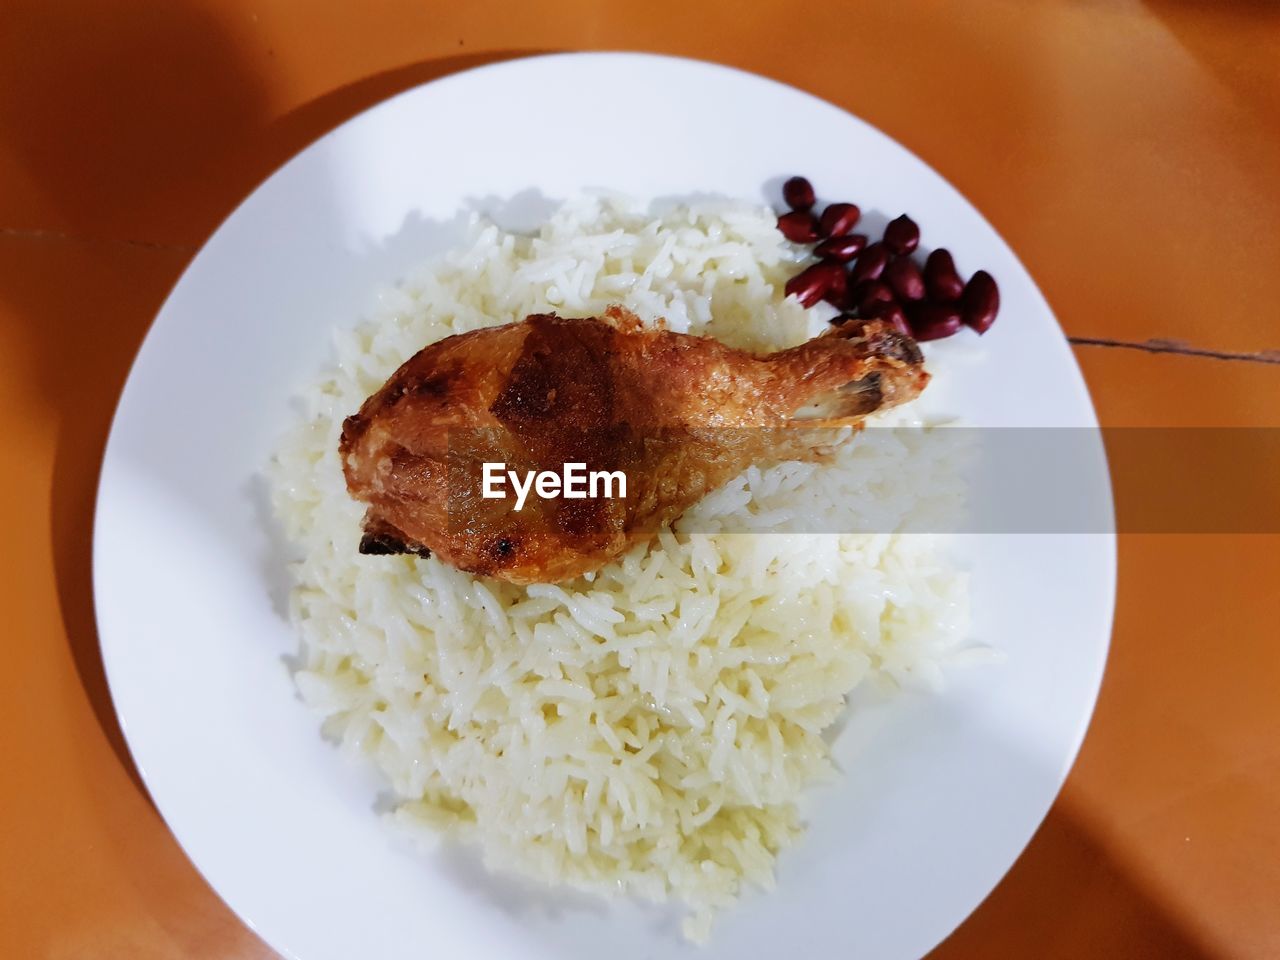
xmin=775 ymin=209 xmax=820 ymax=243
xmin=883 ymin=213 xmax=921 ymax=255
xmin=924 ymin=248 xmax=965 ymax=302
xmin=961 ymin=269 xmax=1001 ymax=333
xmin=776 ymin=175 xmax=1000 ymax=337
xmin=781 ymin=175 xmax=816 ymax=211
xmin=270 ymin=195 xmax=975 ymax=941
xmin=340 ymin=307 xmax=927 ymax=584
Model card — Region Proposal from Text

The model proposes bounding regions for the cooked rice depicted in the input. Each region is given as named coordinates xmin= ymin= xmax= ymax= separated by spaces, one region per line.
xmin=269 ymin=196 xmax=970 ymax=941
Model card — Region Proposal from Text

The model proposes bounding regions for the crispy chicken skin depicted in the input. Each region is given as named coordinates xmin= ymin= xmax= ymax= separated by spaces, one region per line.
xmin=340 ymin=307 xmax=928 ymax=584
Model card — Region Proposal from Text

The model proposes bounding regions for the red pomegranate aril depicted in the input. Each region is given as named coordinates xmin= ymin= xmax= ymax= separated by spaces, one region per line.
xmin=818 ymin=202 xmax=861 ymax=238
xmin=884 ymin=256 xmax=925 ymax=302
xmin=785 ymin=262 xmax=839 ymax=307
xmin=818 ymin=261 xmax=848 ymax=307
xmin=961 ymin=270 xmax=1000 ymax=333
xmin=909 ymin=303 xmax=963 ymax=341
xmin=863 ymin=299 xmax=912 ymax=337
xmin=814 ymin=233 xmax=867 ymax=262
xmin=884 ymin=214 xmax=920 ymax=255
xmin=849 ymin=279 xmax=894 ymax=314
xmin=782 ymin=176 xmax=816 ymax=211
xmin=777 ymin=211 xmax=820 ymax=243
xmin=924 ymin=248 xmax=965 ymax=302
xmin=849 ymin=242 xmax=889 ymax=284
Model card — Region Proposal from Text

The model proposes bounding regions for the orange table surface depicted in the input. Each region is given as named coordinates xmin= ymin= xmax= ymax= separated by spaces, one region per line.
xmin=2 ymin=2 xmax=1279 ymax=958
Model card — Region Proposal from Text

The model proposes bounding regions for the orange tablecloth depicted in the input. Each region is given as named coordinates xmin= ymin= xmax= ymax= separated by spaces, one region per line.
xmin=3 ymin=2 xmax=1278 ymax=957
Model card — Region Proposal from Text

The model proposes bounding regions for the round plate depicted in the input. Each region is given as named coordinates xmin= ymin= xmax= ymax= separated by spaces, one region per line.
xmin=94 ymin=53 xmax=1114 ymax=960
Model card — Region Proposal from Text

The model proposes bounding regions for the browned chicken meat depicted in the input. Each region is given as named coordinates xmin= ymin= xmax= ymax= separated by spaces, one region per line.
xmin=340 ymin=307 xmax=928 ymax=584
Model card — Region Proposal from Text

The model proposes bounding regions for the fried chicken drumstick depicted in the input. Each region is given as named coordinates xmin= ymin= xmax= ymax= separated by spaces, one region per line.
xmin=340 ymin=307 xmax=928 ymax=584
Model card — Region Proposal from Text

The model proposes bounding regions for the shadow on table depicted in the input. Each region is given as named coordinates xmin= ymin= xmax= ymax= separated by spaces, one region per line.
xmin=927 ymin=796 xmax=1218 ymax=958
xmin=1141 ymin=0 xmax=1280 ymax=129
xmin=0 ymin=0 xmax=539 ymax=805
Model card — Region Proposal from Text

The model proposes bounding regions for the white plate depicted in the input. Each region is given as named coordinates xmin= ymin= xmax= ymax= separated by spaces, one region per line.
xmin=94 ymin=53 xmax=1114 ymax=960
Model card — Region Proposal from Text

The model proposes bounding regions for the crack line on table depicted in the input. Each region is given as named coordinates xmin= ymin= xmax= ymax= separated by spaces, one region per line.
xmin=0 ymin=226 xmax=196 ymax=254
xmin=1069 ymin=336 xmax=1280 ymax=366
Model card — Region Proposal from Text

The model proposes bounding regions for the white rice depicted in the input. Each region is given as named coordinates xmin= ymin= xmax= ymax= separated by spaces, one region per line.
xmin=269 ymin=196 xmax=971 ymax=942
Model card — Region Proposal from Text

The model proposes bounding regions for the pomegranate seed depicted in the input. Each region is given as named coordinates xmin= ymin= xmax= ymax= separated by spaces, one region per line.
xmin=818 ymin=261 xmax=848 ymax=307
xmin=814 ymin=233 xmax=867 ymax=262
xmin=777 ymin=211 xmax=820 ymax=243
xmin=884 ymin=257 xmax=925 ymax=302
xmin=961 ymin=270 xmax=1000 ymax=333
xmin=923 ymin=248 xmax=965 ymax=302
xmin=909 ymin=303 xmax=963 ymax=341
xmin=884 ymin=214 xmax=920 ymax=255
xmin=783 ymin=176 xmax=816 ymax=211
xmin=785 ymin=262 xmax=838 ymax=307
xmin=849 ymin=279 xmax=894 ymax=314
xmin=849 ymin=242 xmax=889 ymax=284
xmin=818 ymin=202 xmax=861 ymax=238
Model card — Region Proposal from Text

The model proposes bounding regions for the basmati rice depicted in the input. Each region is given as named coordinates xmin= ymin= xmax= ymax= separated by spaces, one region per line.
xmin=269 ymin=195 xmax=970 ymax=941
